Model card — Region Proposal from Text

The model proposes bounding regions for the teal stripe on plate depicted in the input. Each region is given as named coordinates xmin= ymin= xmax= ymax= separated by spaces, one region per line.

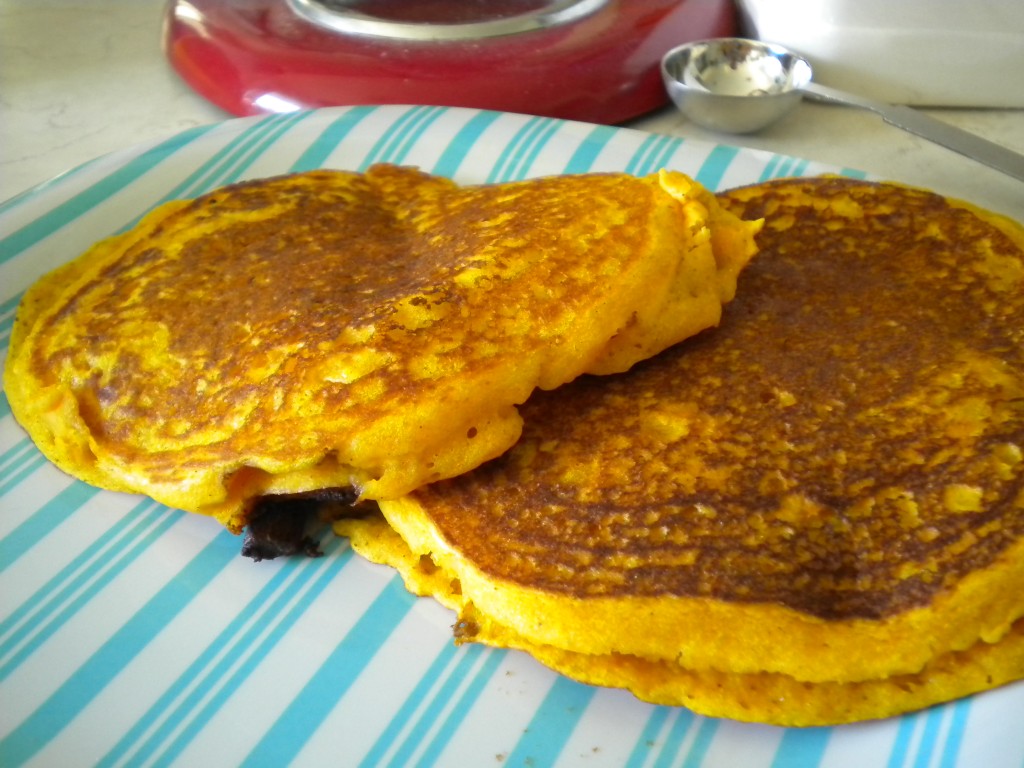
xmin=360 ymin=641 xmax=464 ymax=766
xmin=505 ymin=676 xmax=596 ymax=768
xmin=778 ymin=157 xmax=807 ymax=177
xmin=653 ymin=710 xmax=697 ymax=768
xmin=0 ymin=123 xmax=218 ymax=265
xmin=358 ymin=105 xmax=435 ymax=168
xmin=143 ymin=115 xmax=290 ymax=206
xmin=414 ymin=647 xmax=506 ymax=766
xmin=0 ymin=154 xmax=107 ymax=217
xmin=0 ymin=438 xmax=36 ymax=475
xmin=0 ymin=445 xmax=47 ymax=498
xmin=939 ymin=699 xmax=971 ymax=768
xmin=487 ymin=116 xmax=545 ymax=182
xmin=98 ymin=550 xmax=329 ymax=764
xmin=358 ymin=105 xmax=447 ymax=170
xmin=2 ymin=113 xmax=313 ymax=345
xmin=380 ymin=644 xmax=506 ymax=767
xmin=356 ymin=640 xmax=504 ymax=767
xmin=913 ymin=706 xmax=947 ymax=768
xmin=563 ymin=124 xmax=619 ymax=174
xmin=97 ymin=543 xmax=350 ymax=766
xmin=132 ymin=111 xmax=310 ymax=222
xmin=0 ymin=501 xmax=176 ymax=683
xmin=487 ymin=116 xmax=560 ymax=183
xmin=627 ymin=134 xmax=683 ymax=177
xmin=624 ymin=134 xmax=660 ymax=176
xmin=431 ymin=110 xmax=504 ymax=178
xmin=2 ymin=290 xmax=24 ymax=358
xmin=505 ymin=119 xmax=564 ymax=181
xmin=2 ymin=295 xmax=25 ymax=351
xmin=771 ymin=726 xmax=832 ymax=768
xmin=110 ymin=112 xmax=314 ymax=239
xmin=645 ymin=137 xmax=685 ymax=176
xmin=0 ymin=437 xmax=35 ymax=476
xmin=0 ymin=392 xmax=11 ymax=420
xmin=385 ymin=644 xmax=490 ymax=766
xmin=625 ymin=706 xmax=672 ymax=768
xmin=888 ymin=714 xmax=918 ymax=768
xmin=693 ymin=145 xmax=742 ymax=192
xmin=648 ymin=711 xmax=720 ymax=768
xmin=289 ymin=105 xmax=380 ymax=172
xmin=682 ymin=718 xmax=719 ymax=768
xmin=238 ymin=574 xmax=418 ymax=768
xmin=356 ymin=106 xmax=426 ymax=169
xmin=123 ymin=540 xmax=354 ymax=768
xmin=759 ymin=154 xmax=783 ymax=182
xmin=0 ymin=501 xmax=163 ymax=653
xmin=840 ymin=167 xmax=870 ymax=179
xmin=199 ymin=111 xmax=312 ymax=187
xmin=0 ymin=318 xmax=13 ymax=351
xmin=769 ymin=156 xmax=798 ymax=180
xmin=0 ymin=482 xmax=102 ymax=575
xmin=1 ymin=292 xmax=22 ymax=316
xmin=181 ymin=111 xmax=311 ymax=190
xmin=651 ymin=711 xmax=718 ymax=768
xmin=383 ymin=106 xmax=449 ymax=168
xmin=0 ymin=529 xmax=238 ymax=766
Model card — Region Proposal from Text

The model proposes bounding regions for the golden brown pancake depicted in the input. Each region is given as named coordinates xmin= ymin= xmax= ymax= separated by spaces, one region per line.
xmin=340 ymin=176 xmax=1024 ymax=725
xmin=3 ymin=165 xmax=758 ymax=533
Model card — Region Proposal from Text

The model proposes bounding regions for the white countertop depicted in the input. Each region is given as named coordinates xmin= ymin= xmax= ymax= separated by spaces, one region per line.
xmin=2 ymin=0 xmax=1022 ymax=219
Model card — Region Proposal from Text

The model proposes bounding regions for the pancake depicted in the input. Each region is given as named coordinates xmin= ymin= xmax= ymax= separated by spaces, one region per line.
xmin=3 ymin=165 xmax=758 ymax=534
xmin=338 ymin=176 xmax=1024 ymax=725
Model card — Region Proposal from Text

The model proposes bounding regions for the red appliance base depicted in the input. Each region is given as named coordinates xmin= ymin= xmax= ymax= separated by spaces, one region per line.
xmin=162 ymin=0 xmax=737 ymax=124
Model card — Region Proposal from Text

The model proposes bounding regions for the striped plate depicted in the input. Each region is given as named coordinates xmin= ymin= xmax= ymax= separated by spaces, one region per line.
xmin=1 ymin=105 xmax=1020 ymax=768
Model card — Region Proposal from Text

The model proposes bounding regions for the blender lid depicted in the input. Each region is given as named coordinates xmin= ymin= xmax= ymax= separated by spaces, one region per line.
xmin=286 ymin=0 xmax=608 ymax=40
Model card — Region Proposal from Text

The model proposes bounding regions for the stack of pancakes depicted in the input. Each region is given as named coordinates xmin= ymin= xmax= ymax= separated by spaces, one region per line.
xmin=338 ymin=177 xmax=1024 ymax=725
xmin=4 ymin=165 xmax=757 ymax=533
xmin=6 ymin=163 xmax=1024 ymax=725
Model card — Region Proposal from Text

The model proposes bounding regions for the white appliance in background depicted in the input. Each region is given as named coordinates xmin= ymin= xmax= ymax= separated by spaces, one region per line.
xmin=735 ymin=0 xmax=1024 ymax=107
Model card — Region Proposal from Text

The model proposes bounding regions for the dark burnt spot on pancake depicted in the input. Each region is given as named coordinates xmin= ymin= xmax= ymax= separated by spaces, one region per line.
xmin=242 ymin=497 xmax=323 ymax=561
xmin=453 ymin=615 xmax=480 ymax=642
xmin=21 ymin=165 xmax=685 ymax=515
xmin=411 ymin=178 xmax=1024 ymax=620
xmin=241 ymin=487 xmax=373 ymax=560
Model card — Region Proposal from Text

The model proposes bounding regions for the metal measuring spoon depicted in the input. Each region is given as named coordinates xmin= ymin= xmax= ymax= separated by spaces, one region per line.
xmin=660 ymin=38 xmax=1024 ymax=183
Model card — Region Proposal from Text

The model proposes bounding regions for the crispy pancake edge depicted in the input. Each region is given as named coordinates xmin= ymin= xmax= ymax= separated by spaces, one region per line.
xmin=338 ymin=512 xmax=1024 ymax=727
xmin=364 ymin=176 xmax=1024 ymax=687
xmin=375 ymin=495 xmax=1024 ymax=684
xmin=3 ymin=168 xmax=758 ymax=533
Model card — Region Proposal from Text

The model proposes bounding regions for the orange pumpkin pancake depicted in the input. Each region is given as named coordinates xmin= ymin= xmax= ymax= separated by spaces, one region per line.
xmin=340 ymin=177 xmax=1024 ymax=725
xmin=4 ymin=165 xmax=757 ymax=533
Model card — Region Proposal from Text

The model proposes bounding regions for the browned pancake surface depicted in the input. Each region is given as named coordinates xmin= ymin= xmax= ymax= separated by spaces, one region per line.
xmin=405 ymin=177 xmax=1024 ymax=621
xmin=5 ymin=165 xmax=757 ymax=531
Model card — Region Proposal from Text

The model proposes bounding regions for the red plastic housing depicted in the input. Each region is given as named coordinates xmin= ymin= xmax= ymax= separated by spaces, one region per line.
xmin=162 ymin=0 xmax=737 ymax=124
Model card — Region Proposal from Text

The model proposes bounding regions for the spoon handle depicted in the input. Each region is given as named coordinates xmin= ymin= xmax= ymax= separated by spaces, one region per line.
xmin=802 ymin=82 xmax=1024 ymax=184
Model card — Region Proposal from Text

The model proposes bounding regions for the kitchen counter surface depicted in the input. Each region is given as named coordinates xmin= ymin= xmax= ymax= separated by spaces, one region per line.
xmin=2 ymin=0 xmax=1022 ymax=218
